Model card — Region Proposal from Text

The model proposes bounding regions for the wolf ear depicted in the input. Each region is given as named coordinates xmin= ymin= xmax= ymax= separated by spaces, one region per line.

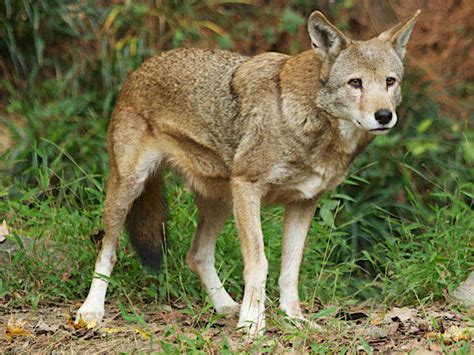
xmin=308 ymin=11 xmax=350 ymax=59
xmin=378 ymin=10 xmax=421 ymax=59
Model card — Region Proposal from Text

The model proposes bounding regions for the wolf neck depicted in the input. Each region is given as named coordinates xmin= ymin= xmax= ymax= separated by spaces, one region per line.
xmin=279 ymin=50 xmax=373 ymax=156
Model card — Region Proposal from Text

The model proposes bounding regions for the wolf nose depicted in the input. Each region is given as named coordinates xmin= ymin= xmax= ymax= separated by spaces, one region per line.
xmin=374 ymin=109 xmax=393 ymax=125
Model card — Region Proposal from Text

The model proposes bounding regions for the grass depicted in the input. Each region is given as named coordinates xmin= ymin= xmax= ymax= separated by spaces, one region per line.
xmin=2 ymin=115 xmax=470 ymax=305
xmin=0 ymin=0 xmax=473 ymax=351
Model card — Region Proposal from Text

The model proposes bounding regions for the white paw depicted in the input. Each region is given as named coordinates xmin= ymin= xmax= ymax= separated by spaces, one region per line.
xmin=237 ymin=309 xmax=266 ymax=337
xmin=75 ymin=303 xmax=105 ymax=328
xmin=280 ymin=303 xmax=322 ymax=330
xmin=237 ymin=319 xmax=266 ymax=338
xmin=215 ymin=301 xmax=240 ymax=315
xmin=280 ymin=304 xmax=304 ymax=319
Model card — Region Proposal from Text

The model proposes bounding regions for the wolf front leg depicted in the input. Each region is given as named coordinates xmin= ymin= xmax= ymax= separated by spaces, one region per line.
xmin=279 ymin=198 xmax=318 ymax=322
xmin=231 ymin=178 xmax=267 ymax=337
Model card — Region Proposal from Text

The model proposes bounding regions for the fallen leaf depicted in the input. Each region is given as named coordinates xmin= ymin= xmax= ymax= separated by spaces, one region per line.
xmin=442 ymin=325 xmax=472 ymax=343
xmin=66 ymin=313 xmax=88 ymax=330
xmin=160 ymin=309 xmax=186 ymax=323
xmin=5 ymin=318 xmax=32 ymax=342
xmin=0 ymin=220 xmax=10 ymax=243
xmin=407 ymin=324 xmax=421 ymax=334
xmin=34 ymin=320 xmax=59 ymax=334
xmin=161 ymin=304 xmax=173 ymax=312
xmin=399 ymin=338 xmax=424 ymax=351
xmin=73 ymin=327 xmax=97 ymax=340
xmin=426 ymin=331 xmax=440 ymax=339
xmin=384 ymin=307 xmax=417 ymax=323
xmin=364 ymin=325 xmax=388 ymax=339
xmin=387 ymin=321 xmax=399 ymax=335
xmin=99 ymin=327 xmax=124 ymax=334
xmin=414 ymin=317 xmax=431 ymax=331
xmin=370 ymin=314 xmax=384 ymax=325
xmin=134 ymin=327 xmax=150 ymax=340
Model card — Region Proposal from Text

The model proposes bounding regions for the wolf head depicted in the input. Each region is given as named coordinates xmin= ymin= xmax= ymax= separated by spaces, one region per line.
xmin=308 ymin=10 xmax=420 ymax=135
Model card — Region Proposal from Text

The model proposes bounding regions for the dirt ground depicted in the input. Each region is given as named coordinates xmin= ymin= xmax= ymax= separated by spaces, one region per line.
xmin=1 ymin=300 xmax=472 ymax=353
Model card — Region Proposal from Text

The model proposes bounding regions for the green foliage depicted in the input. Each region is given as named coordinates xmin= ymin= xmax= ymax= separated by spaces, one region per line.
xmin=1 ymin=0 xmax=257 ymax=114
xmin=0 ymin=0 xmax=472 ymax=333
xmin=279 ymin=8 xmax=305 ymax=34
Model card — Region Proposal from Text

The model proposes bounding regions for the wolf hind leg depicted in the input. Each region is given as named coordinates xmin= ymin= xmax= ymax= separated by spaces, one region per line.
xmin=76 ymin=138 xmax=162 ymax=326
xmin=186 ymin=195 xmax=239 ymax=315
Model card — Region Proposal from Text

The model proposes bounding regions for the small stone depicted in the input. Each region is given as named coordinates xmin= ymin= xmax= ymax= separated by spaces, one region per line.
xmin=451 ymin=272 xmax=474 ymax=307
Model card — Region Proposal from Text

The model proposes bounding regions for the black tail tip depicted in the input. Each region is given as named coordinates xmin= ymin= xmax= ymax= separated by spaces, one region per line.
xmin=132 ymin=242 xmax=164 ymax=273
xmin=125 ymin=218 xmax=166 ymax=273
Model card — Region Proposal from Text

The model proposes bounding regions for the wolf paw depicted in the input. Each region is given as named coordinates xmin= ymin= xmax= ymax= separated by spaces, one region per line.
xmin=237 ymin=321 xmax=265 ymax=339
xmin=237 ymin=315 xmax=266 ymax=338
xmin=75 ymin=303 xmax=105 ymax=327
xmin=280 ymin=305 xmax=321 ymax=330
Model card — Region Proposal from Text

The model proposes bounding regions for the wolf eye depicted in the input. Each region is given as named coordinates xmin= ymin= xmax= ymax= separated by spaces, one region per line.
xmin=386 ymin=77 xmax=396 ymax=87
xmin=348 ymin=78 xmax=362 ymax=89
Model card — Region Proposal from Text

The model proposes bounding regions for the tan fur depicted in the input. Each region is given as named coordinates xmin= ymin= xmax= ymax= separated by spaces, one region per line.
xmin=77 ymin=10 xmax=420 ymax=336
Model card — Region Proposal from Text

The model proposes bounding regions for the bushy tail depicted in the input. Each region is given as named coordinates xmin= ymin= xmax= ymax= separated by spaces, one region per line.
xmin=125 ymin=172 xmax=167 ymax=272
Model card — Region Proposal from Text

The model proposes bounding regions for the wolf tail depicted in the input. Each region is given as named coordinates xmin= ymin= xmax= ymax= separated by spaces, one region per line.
xmin=125 ymin=171 xmax=167 ymax=273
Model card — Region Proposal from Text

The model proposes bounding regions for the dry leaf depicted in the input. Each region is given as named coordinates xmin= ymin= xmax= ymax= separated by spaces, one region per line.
xmin=426 ymin=331 xmax=440 ymax=339
xmin=407 ymin=324 xmax=421 ymax=334
xmin=0 ymin=220 xmax=10 ymax=243
xmin=384 ymin=307 xmax=417 ymax=323
xmin=66 ymin=313 xmax=88 ymax=330
xmin=134 ymin=327 xmax=150 ymax=340
xmin=370 ymin=314 xmax=384 ymax=325
xmin=5 ymin=318 xmax=32 ymax=342
xmin=387 ymin=321 xmax=399 ymax=335
xmin=364 ymin=325 xmax=388 ymax=339
xmin=442 ymin=325 xmax=472 ymax=343
xmin=34 ymin=320 xmax=59 ymax=334
xmin=399 ymin=338 xmax=425 ymax=351
xmin=99 ymin=327 xmax=124 ymax=334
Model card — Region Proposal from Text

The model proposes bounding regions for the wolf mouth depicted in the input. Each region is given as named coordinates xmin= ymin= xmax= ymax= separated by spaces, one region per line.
xmin=370 ymin=127 xmax=390 ymax=132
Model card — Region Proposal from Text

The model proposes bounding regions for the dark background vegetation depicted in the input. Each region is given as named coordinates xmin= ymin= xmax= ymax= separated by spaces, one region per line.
xmin=0 ymin=0 xmax=472 ymax=312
